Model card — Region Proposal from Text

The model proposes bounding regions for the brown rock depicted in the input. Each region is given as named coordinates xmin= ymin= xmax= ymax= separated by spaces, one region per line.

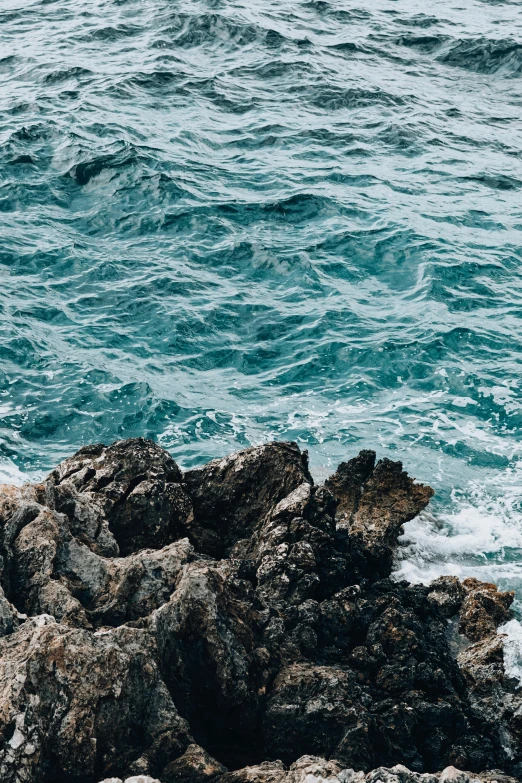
xmin=459 ymin=579 xmax=514 ymax=643
xmin=162 ymin=743 xmax=227 ymax=782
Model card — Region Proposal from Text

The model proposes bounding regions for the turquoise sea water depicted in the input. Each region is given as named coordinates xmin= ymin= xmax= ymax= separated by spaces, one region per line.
xmin=2 ymin=0 xmax=522 ymax=629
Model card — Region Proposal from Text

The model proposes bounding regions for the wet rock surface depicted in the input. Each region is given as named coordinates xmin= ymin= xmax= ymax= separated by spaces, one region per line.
xmin=0 ymin=438 xmax=520 ymax=782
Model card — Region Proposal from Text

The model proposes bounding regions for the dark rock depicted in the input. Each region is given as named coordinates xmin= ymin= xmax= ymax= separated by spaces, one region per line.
xmin=427 ymin=577 xmax=466 ymax=619
xmin=153 ymin=558 xmax=272 ymax=769
xmin=264 ymin=662 xmax=373 ymax=768
xmin=183 ymin=442 xmax=313 ymax=556
xmin=0 ymin=440 xmax=519 ymax=782
xmin=46 ymin=438 xmax=191 ymax=556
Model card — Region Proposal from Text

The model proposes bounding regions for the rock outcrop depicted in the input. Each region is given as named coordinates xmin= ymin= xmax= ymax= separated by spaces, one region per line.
xmin=0 ymin=438 xmax=519 ymax=783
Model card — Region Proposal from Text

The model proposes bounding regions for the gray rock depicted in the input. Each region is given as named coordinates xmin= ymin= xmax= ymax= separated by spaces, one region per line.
xmin=183 ymin=441 xmax=313 ymax=556
xmin=0 ymin=616 xmax=192 ymax=782
xmin=46 ymin=438 xmax=191 ymax=556
xmin=0 ymin=440 xmax=519 ymax=782
xmin=427 ymin=577 xmax=466 ymax=619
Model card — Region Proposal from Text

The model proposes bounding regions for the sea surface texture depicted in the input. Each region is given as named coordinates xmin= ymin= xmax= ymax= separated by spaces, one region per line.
xmin=1 ymin=0 xmax=522 ymax=661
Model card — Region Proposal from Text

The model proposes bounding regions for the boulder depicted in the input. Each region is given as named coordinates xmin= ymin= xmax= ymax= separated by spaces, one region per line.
xmin=183 ymin=442 xmax=313 ymax=556
xmin=0 ymin=617 xmax=192 ymax=782
xmin=45 ymin=438 xmax=191 ymax=556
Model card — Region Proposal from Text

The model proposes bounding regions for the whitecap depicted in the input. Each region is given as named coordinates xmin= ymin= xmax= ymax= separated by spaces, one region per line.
xmin=0 ymin=458 xmax=36 ymax=487
xmin=499 ymin=618 xmax=522 ymax=686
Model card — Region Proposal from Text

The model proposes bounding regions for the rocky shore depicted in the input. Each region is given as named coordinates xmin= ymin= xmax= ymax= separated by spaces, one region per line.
xmin=0 ymin=438 xmax=520 ymax=783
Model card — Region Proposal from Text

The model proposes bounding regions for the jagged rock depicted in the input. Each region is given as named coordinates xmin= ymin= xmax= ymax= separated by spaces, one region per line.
xmin=427 ymin=577 xmax=466 ymax=619
xmin=325 ymin=454 xmax=433 ymax=579
xmin=231 ymin=481 xmax=345 ymax=607
xmin=0 ymin=583 xmax=21 ymax=636
xmin=264 ymin=663 xmax=373 ymax=768
xmin=0 ymin=440 xmax=519 ymax=782
xmin=46 ymin=438 xmax=191 ymax=556
xmin=325 ymin=450 xmax=377 ymax=525
xmin=457 ymin=634 xmax=522 ymax=778
xmin=458 ymin=635 xmax=506 ymax=688
xmin=366 ymin=765 xmax=438 ymax=782
xmin=162 ymin=743 xmax=227 ymax=782
xmin=153 ymin=558 xmax=269 ymax=769
xmin=183 ymin=442 xmax=313 ymax=556
xmin=458 ymin=579 xmax=514 ymax=643
xmin=58 ymin=537 xmax=197 ymax=627
xmin=0 ymin=616 xmax=192 ymax=782
xmin=0 ymin=468 xmax=198 ymax=629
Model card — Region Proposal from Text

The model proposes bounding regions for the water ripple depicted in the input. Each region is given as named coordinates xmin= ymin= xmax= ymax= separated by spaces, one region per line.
xmin=0 ymin=0 xmax=521 ymax=545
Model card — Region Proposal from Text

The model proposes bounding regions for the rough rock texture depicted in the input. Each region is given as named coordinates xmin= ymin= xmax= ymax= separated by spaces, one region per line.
xmin=325 ymin=452 xmax=434 ymax=580
xmin=45 ymin=438 xmax=191 ymax=557
xmin=426 ymin=574 xmax=521 ymax=779
xmin=0 ymin=438 xmax=520 ymax=783
xmin=183 ymin=442 xmax=313 ymax=557
xmin=458 ymin=579 xmax=514 ymax=643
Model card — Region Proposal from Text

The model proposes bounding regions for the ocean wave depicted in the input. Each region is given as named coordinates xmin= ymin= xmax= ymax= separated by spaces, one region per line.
xmin=0 ymin=457 xmax=35 ymax=486
xmin=69 ymin=147 xmax=141 ymax=185
xmin=397 ymin=34 xmax=450 ymax=54
xmin=162 ymin=13 xmax=263 ymax=49
xmin=78 ymin=24 xmax=141 ymax=42
xmin=43 ymin=66 xmax=92 ymax=84
xmin=457 ymin=172 xmax=522 ymax=191
xmin=308 ymin=85 xmax=408 ymax=110
xmin=1 ymin=0 xmax=522 ymax=620
xmin=395 ymin=462 xmax=522 ymax=590
xmin=437 ymin=37 xmax=522 ymax=75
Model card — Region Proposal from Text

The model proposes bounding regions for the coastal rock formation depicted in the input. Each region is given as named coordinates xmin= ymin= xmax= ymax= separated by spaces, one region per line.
xmin=0 ymin=438 xmax=520 ymax=782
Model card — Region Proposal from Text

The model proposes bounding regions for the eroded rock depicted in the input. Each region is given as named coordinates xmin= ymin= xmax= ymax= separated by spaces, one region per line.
xmin=0 ymin=439 xmax=519 ymax=782
xmin=183 ymin=442 xmax=313 ymax=557
xmin=46 ymin=438 xmax=191 ymax=556
xmin=458 ymin=579 xmax=514 ymax=643
xmin=326 ymin=454 xmax=433 ymax=579
xmin=0 ymin=617 xmax=192 ymax=782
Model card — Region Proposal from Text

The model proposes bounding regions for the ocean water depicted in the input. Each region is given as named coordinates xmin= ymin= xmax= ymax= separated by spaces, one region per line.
xmin=1 ymin=0 xmax=522 ymax=667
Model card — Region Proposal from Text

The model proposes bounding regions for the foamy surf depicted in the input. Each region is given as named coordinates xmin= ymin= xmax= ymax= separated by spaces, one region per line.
xmin=394 ymin=465 xmax=522 ymax=684
xmin=0 ymin=459 xmax=38 ymax=487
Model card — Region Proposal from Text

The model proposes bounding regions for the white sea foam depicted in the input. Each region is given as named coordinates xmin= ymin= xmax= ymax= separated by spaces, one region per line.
xmin=499 ymin=619 xmax=522 ymax=686
xmin=394 ymin=463 xmax=522 ymax=683
xmin=0 ymin=458 xmax=35 ymax=487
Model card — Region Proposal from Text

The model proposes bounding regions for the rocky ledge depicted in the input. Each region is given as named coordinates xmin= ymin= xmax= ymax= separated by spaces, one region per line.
xmin=0 ymin=439 xmax=520 ymax=783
